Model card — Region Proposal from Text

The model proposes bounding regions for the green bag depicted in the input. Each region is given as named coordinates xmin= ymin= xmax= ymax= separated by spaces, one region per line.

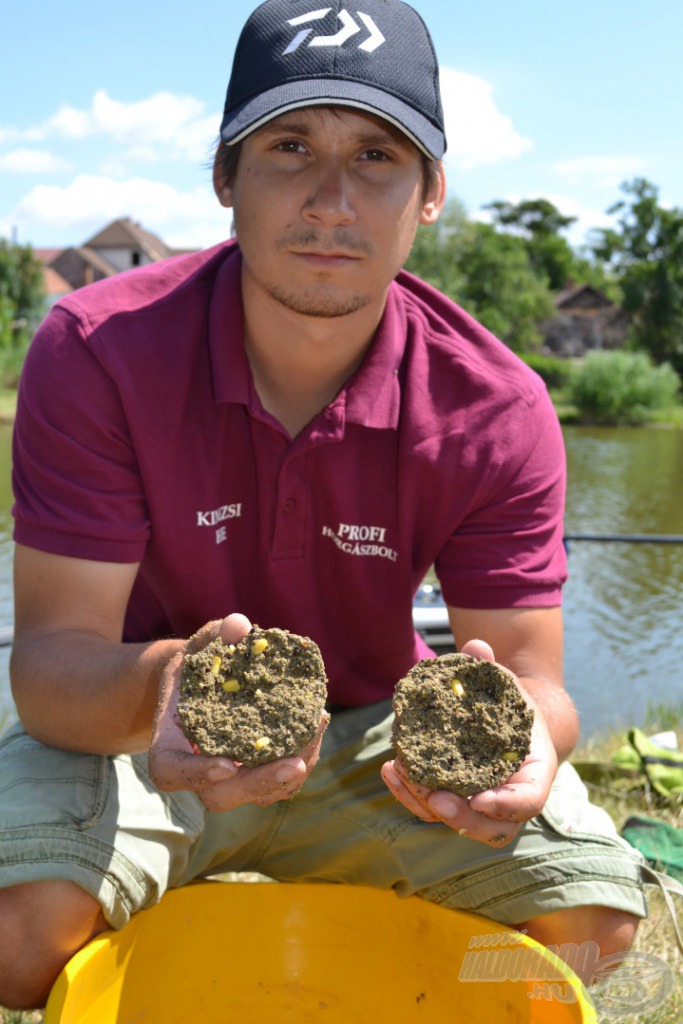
xmin=611 ymin=727 xmax=683 ymax=799
xmin=621 ymin=816 xmax=683 ymax=884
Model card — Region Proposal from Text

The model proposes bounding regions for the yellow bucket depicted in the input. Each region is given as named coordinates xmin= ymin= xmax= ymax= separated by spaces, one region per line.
xmin=45 ymin=882 xmax=597 ymax=1023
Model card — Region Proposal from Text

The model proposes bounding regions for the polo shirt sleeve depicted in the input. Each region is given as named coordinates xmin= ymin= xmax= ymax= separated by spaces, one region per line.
xmin=12 ymin=304 xmax=150 ymax=563
xmin=435 ymin=387 xmax=567 ymax=609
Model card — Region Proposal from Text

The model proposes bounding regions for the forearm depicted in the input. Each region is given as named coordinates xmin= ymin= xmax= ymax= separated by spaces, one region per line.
xmin=448 ymin=606 xmax=577 ymax=764
xmin=10 ymin=629 xmax=184 ymax=755
xmin=517 ymin=674 xmax=579 ymax=764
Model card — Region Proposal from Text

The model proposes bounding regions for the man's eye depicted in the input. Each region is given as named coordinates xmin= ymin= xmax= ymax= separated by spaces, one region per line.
xmin=276 ymin=140 xmax=305 ymax=154
xmin=361 ymin=148 xmax=390 ymax=162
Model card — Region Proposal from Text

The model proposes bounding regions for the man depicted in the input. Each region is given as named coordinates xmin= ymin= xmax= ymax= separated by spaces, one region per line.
xmin=0 ymin=0 xmax=646 ymax=1010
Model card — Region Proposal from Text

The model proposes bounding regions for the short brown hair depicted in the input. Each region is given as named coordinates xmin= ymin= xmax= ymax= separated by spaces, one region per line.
xmin=215 ymin=140 xmax=243 ymax=191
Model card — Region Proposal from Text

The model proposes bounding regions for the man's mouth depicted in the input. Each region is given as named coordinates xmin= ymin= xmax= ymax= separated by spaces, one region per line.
xmin=292 ymin=250 xmax=361 ymax=265
xmin=278 ymin=233 xmax=372 ymax=261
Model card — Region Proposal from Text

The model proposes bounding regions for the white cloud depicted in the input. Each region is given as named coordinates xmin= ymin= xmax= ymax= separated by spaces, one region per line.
xmin=46 ymin=90 xmax=206 ymax=140
xmin=11 ymin=173 xmax=230 ymax=248
xmin=0 ymin=148 xmax=71 ymax=174
xmin=17 ymin=174 xmax=215 ymax=227
xmin=554 ymin=156 xmax=651 ymax=189
xmin=0 ymin=90 xmax=219 ymax=167
xmin=439 ymin=67 xmax=533 ymax=171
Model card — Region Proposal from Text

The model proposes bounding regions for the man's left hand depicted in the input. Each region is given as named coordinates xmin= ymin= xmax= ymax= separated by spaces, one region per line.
xmin=380 ymin=640 xmax=558 ymax=847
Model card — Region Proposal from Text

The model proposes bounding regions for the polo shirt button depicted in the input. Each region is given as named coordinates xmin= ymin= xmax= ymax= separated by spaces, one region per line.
xmin=282 ymin=498 xmax=296 ymax=513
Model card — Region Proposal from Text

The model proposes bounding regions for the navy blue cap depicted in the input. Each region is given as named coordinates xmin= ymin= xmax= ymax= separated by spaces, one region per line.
xmin=220 ymin=0 xmax=446 ymax=159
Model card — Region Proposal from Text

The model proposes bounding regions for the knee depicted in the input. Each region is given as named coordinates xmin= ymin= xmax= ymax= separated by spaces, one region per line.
xmin=586 ymin=906 xmax=641 ymax=959
xmin=0 ymin=880 xmax=107 ymax=1009
xmin=521 ymin=905 xmax=641 ymax=984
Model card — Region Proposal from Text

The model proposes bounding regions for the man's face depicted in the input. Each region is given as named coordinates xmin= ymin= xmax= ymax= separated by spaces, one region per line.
xmin=215 ymin=107 xmax=444 ymax=319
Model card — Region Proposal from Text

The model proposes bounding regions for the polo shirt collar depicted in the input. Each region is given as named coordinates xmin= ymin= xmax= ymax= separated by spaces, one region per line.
xmin=208 ymin=243 xmax=404 ymax=430
xmin=208 ymin=243 xmax=252 ymax=407
xmin=342 ymin=283 xmax=403 ymax=430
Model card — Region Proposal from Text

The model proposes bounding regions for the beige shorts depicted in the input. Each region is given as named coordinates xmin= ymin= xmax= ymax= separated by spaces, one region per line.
xmin=0 ymin=702 xmax=647 ymax=930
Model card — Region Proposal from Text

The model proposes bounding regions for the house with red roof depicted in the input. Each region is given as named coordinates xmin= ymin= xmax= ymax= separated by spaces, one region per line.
xmin=35 ymin=218 xmax=196 ymax=306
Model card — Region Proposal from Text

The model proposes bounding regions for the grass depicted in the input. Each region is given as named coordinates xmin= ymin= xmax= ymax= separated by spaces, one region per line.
xmin=0 ymin=390 xmax=17 ymax=425
xmin=571 ymin=709 xmax=683 ymax=1023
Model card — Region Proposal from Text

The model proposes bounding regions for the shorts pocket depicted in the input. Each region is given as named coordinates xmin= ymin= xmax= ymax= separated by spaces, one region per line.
xmin=537 ymin=761 xmax=621 ymax=842
xmin=0 ymin=723 xmax=111 ymax=831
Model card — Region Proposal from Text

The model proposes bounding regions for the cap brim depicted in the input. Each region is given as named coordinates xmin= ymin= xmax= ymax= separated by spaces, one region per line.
xmin=220 ymin=79 xmax=446 ymax=160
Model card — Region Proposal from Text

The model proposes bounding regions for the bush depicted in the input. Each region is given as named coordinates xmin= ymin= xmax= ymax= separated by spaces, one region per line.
xmin=521 ymin=353 xmax=572 ymax=389
xmin=570 ymin=350 xmax=681 ymax=424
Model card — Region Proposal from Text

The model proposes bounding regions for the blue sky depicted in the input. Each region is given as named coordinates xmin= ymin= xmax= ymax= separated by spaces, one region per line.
xmin=1 ymin=0 xmax=680 ymax=251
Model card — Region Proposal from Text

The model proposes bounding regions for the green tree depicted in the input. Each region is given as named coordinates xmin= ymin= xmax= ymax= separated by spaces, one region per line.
xmin=591 ymin=178 xmax=683 ymax=375
xmin=406 ymin=202 xmax=554 ymax=352
xmin=0 ymin=238 xmax=45 ymax=350
xmin=484 ymin=198 xmax=578 ymax=291
xmin=406 ymin=197 xmax=471 ymax=299
xmin=458 ymin=224 xmax=554 ymax=351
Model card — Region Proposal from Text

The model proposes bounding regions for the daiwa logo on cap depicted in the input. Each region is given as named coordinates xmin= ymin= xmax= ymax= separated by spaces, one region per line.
xmin=284 ymin=8 xmax=386 ymax=54
xmin=219 ymin=0 xmax=447 ymax=160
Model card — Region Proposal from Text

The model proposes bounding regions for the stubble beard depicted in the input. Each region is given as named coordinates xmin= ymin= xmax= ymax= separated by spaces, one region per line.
xmin=266 ymin=229 xmax=375 ymax=318
xmin=266 ymin=282 xmax=372 ymax=319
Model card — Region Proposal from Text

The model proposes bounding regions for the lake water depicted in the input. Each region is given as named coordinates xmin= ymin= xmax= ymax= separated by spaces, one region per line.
xmin=562 ymin=425 xmax=683 ymax=737
xmin=0 ymin=422 xmax=681 ymax=739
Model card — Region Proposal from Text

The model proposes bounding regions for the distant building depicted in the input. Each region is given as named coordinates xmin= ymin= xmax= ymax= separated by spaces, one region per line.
xmin=541 ymin=283 xmax=629 ymax=358
xmin=35 ymin=218 xmax=197 ymax=307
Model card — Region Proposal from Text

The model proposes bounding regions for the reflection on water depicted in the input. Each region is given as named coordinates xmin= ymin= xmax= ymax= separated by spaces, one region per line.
xmin=0 ymin=422 xmax=681 ymax=737
xmin=563 ymin=426 xmax=683 ymax=736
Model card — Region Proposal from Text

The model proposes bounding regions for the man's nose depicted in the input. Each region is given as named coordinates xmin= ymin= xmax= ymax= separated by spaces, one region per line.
xmin=301 ymin=164 xmax=356 ymax=228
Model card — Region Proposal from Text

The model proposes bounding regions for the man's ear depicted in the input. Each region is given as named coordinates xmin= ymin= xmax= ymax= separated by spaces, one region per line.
xmin=419 ymin=161 xmax=447 ymax=226
xmin=213 ymin=146 xmax=234 ymax=209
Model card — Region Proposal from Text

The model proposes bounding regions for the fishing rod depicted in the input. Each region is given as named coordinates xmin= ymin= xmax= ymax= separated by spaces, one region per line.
xmin=0 ymin=534 xmax=680 ymax=650
xmin=564 ymin=533 xmax=683 ymax=544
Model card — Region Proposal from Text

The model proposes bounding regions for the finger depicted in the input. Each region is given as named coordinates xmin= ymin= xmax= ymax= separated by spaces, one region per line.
xmin=298 ymin=712 xmax=330 ymax=766
xmin=197 ymin=754 xmax=308 ymax=811
xmin=151 ymin=651 xmax=185 ymax=746
xmin=150 ymin=652 xmax=238 ymax=792
xmin=381 ymin=761 xmax=441 ymax=822
xmin=247 ymin=713 xmax=331 ymax=805
xmin=196 ymin=713 xmax=330 ymax=811
xmin=469 ymin=758 xmax=553 ymax=822
xmin=460 ymin=638 xmax=495 ymax=662
xmin=150 ymin=748 xmax=237 ymax=794
xmin=392 ymin=757 xmax=443 ymax=810
xmin=184 ymin=613 xmax=253 ymax=656
xmin=217 ymin=613 xmax=253 ymax=646
xmin=426 ymin=790 xmax=523 ymax=846
xmin=184 ymin=620 xmax=223 ymax=655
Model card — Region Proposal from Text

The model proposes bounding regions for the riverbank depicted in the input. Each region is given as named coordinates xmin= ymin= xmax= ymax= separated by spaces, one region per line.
xmin=549 ymin=386 xmax=683 ymax=427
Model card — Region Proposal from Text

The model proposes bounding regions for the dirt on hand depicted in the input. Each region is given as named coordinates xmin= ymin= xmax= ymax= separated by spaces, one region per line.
xmin=392 ymin=652 xmax=534 ymax=797
xmin=178 ymin=625 xmax=328 ymax=766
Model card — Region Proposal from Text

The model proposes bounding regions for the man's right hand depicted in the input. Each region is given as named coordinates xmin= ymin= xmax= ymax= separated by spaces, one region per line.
xmin=147 ymin=613 xmax=329 ymax=812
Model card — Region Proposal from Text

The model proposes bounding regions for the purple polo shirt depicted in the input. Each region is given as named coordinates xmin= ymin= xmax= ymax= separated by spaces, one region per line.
xmin=12 ymin=242 xmax=567 ymax=706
